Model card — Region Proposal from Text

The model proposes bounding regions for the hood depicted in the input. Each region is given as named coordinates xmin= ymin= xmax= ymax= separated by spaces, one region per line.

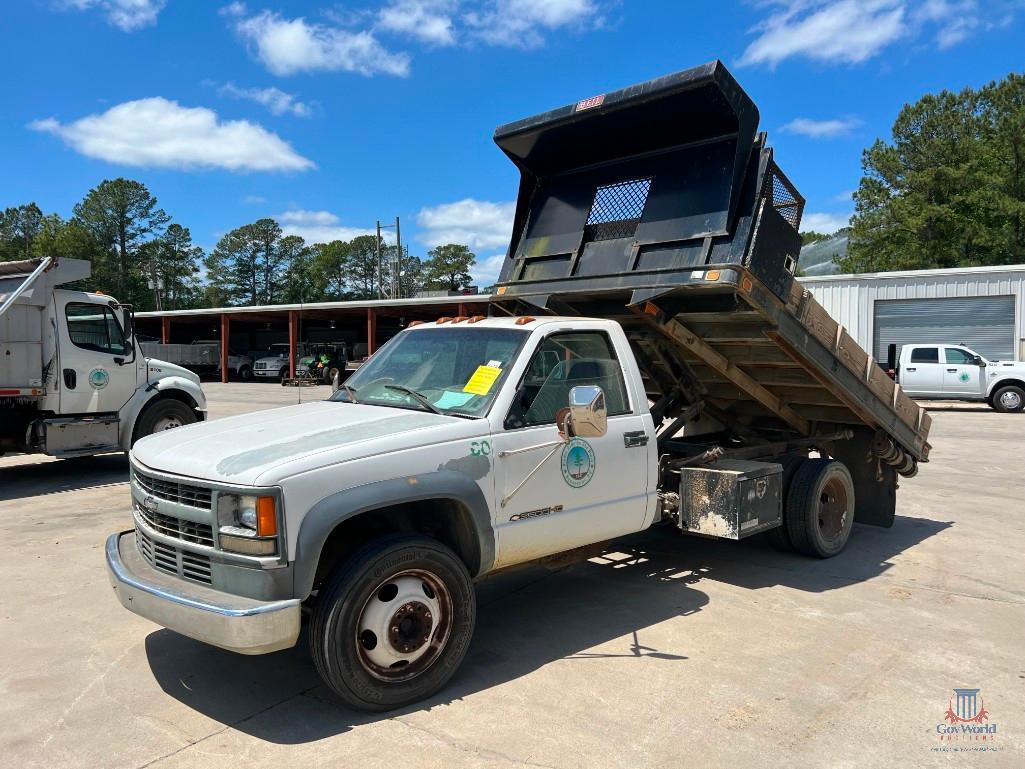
xmin=145 ymin=358 xmax=201 ymax=385
xmin=256 ymin=354 xmax=287 ymax=364
xmin=131 ymin=400 xmax=482 ymax=486
xmin=988 ymin=359 xmax=1025 ymax=369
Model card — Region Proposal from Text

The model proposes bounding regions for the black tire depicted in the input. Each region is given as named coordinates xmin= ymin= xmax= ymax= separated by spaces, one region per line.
xmin=237 ymin=365 xmax=252 ymax=381
xmin=325 ymin=366 xmax=341 ymax=384
xmin=991 ymin=385 xmax=1025 ymax=413
xmin=766 ymin=454 xmax=807 ymax=552
xmin=310 ymin=535 xmax=475 ymax=712
xmin=785 ymin=459 xmax=855 ymax=558
xmin=132 ymin=399 xmax=197 ymax=445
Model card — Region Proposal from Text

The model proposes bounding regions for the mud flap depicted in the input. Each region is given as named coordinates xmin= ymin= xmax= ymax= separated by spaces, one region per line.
xmin=828 ymin=427 xmax=896 ymax=528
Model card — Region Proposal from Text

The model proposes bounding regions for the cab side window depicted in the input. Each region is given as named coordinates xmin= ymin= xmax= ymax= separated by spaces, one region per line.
xmin=945 ymin=348 xmax=974 ymax=364
xmin=66 ymin=303 xmax=126 ymax=355
xmin=506 ymin=331 xmax=629 ymax=429
xmin=909 ymin=347 xmax=939 ymax=363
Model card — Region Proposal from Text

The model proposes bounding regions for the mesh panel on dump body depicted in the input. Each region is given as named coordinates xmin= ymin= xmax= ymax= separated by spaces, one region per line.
xmin=584 ymin=178 xmax=653 ymax=241
xmin=762 ymin=161 xmax=803 ymax=230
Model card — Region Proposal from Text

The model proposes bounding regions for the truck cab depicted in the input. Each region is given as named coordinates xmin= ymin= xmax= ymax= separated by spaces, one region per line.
xmin=897 ymin=344 xmax=1025 ymax=412
xmin=1 ymin=257 xmax=207 ymax=457
xmin=253 ymin=343 xmax=294 ymax=381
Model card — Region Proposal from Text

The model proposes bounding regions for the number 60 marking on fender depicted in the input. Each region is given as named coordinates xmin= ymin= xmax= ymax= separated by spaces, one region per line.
xmin=470 ymin=440 xmax=491 ymax=457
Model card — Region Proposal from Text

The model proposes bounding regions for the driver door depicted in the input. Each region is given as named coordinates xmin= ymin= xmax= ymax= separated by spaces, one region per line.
xmin=942 ymin=346 xmax=984 ymax=396
xmin=57 ymin=294 xmax=137 ymax=414
xmin=488 ymin=329 xmax=654 ymax=568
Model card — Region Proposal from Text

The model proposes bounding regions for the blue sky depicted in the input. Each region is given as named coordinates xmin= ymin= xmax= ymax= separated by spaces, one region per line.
xmin=2 ymin=0 xmax=1023 ymax=285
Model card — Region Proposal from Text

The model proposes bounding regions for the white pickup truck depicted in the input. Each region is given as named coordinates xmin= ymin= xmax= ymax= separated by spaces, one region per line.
xmin=895 ymin=343 xmax=1025 ymax=413
xmin=1 ymin=257 xmax=207 ymax=457
xmin=105 ymin=62 xmax=931 ymax=712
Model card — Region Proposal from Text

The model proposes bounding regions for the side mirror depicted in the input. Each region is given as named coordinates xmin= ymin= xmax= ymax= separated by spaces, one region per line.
xmin=562 ymin=385 xmax=607 ymax=438
xmin=973 ymin=356 xmax=986 ymax=367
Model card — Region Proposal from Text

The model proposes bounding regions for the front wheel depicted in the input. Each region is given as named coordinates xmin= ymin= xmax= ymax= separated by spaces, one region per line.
xmin=237 ymin=365 xmax=252 ymax=381
xmin=992 ymin=385 xmax=1025 ymax=413
xmin=309 ymin=536 xmax=475 ymax=712
xmin=132 ymin=399 xmax=197 ymax=445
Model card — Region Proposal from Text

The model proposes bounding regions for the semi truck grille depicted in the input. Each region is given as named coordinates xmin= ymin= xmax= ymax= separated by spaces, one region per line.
xmin=136 ymin=528 xmax=213 ymax=585
xmin=134 ymin=469 xmax=213 ymax=510
xmin=136 ymin=504 xmax=214 ymax=547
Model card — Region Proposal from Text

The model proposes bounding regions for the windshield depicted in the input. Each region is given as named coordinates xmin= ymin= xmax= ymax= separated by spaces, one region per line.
xmin=331 ymin=326 xmax=528 ymax=418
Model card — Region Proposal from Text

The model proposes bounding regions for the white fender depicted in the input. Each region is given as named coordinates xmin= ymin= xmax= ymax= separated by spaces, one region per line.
xmin=119 ymin=375 xmax=208 ymax=450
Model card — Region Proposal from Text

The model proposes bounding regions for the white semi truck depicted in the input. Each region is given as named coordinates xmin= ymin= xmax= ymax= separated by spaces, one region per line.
xmin=106 ymin=62 xmax=932 ymax=712
xmin=0 ymin=257 xmax=207 ymax=458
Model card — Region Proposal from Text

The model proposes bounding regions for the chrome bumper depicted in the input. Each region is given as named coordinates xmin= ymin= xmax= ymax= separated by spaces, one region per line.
xmin=105 ymin=531 xmax=300 ymax=655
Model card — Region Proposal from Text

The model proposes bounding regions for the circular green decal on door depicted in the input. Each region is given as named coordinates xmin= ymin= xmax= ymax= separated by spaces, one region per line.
xmin=959 ymin=372 xmax=971 ymax=383
xmin=561 ymin=438 xmax=596 ymax=488
xmin=88 ymin=367 xmax=109 ymax=389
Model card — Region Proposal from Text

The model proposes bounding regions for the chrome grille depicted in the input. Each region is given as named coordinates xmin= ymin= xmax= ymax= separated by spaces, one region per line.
xmin=134 ymin=469 xmax=212 ymax=510
xmin=135 ymin=504 xmax=214 ymax=546
xmin=136 ymin=528 xmax=213 ymax=585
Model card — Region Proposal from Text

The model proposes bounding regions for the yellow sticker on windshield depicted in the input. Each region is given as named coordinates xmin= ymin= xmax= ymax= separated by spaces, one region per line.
xmin=463 ymin=365 xmax=502 ymax=395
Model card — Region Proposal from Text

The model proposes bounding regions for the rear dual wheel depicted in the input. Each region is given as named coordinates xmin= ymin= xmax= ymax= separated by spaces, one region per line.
xmin=770 ymin=457 xmax=855 ymax=558
xmin=310 ymin=536 xmax=475 ymax=712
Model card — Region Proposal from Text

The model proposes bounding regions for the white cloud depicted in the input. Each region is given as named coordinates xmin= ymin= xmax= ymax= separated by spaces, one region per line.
xmin=464 ymin=0 xmax=600 ymax=47
xmin=470 ymin=253 xmax=506 ymax=287
xmin=378 ymin=0 xmax=457 ymax=45
xmin=219 ymin=82 xmax=313 ymax=117
xmin=29 ymin=98 xmax=314 ymax=172
xmin=740 ymin=0 xmax=906 ymax=67
xmin=780 ymin=116 xmax=861 ymax=138
xmin=834 ymin=189 xmax=856 ymax=202
xmin=244 ymin=194 xmax=267 ymax=204
xmin=63 ymin=0 xmax=166 ymax=31
xmin=227 ymin=7 xmax=410 ymax=77
xmin=277 ymin=209 xmax=384 ymax=244
xmin=802 ymin=211 xmax=852 ymax=234
xmin=417 ymin=198 xmax=515 ymax=251
xmin=915 ymin=0 xmax=980 ymax=48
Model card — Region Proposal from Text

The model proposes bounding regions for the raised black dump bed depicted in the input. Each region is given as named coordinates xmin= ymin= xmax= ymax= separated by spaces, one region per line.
xmin=491 ymin=61 xmax=930 ymax=526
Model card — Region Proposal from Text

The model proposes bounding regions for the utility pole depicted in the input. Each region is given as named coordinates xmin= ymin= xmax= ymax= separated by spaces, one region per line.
xmin=374 ymin=217 xmax=403 ymax=300
xmin=375 ymin=221 xmax=383 ymax=299
xmin=393 ymin=216 xmax=402 ymax=300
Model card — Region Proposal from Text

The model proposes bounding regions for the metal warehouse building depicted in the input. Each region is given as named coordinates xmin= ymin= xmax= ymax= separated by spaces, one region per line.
xmin=799 ymin=264 xmax=1025 ymax=363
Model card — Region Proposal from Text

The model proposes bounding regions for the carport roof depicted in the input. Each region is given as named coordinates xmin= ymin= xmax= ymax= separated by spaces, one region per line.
xmin=136 ymin=293 xmax=493 ymax=319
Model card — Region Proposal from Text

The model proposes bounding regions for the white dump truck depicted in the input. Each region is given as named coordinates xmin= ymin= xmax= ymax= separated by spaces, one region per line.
xmin=0 ymin=257 xmax=207 ymax=457
xmin=891 ymin=343 xmax=1025 ymax=412
xmin=105 ymin=62 xmax=932 ymax=712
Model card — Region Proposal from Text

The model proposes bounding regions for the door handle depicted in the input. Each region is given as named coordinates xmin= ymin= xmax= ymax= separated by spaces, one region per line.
xmin=906 ymin=367 xmax=916 ymax=372
xmin=946 ymin=368 xmax=957 ymax=372
xmin=623 ymin=430 xmax=649 ymax=448
xmin=63 ymin=369 xmax=76 ymax=389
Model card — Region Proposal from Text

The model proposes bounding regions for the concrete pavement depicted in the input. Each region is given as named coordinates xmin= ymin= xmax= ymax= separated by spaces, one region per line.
xmin=1 ymin=384 xmax=1023 ymax=768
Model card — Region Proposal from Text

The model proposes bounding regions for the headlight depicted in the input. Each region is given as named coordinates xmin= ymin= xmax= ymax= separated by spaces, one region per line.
xmin=217 ymin=493 xmax=278 ymax=555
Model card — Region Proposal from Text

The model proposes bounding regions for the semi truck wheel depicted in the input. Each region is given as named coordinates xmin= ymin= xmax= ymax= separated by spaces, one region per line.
xmin=310 ymin=535 xmax=475 ymax=712
xmin=784 ymin=459 xmax=855 ymax=558
xmin=132 ymin=399 xmax=197 ymax=445
xmin=992 ymin=385 xmax=1025 ymax=413
xmin=766 ymin=454 xmax=806 ymax=552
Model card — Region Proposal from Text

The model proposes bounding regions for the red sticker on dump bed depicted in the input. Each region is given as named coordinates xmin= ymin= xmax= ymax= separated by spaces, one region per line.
xmin=575 ymin=94 xmax=605 ymax=111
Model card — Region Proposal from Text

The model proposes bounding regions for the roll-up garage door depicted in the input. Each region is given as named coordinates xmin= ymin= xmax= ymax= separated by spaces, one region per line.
xmin=873 ymin=295 xmax=1015 ymax=361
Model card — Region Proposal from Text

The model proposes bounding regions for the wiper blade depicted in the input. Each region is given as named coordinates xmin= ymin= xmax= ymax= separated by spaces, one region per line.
xmin=341 ymin=383 xmax=359 ymax=403
xmin=383 ymin=384 xmax=445 ymax=415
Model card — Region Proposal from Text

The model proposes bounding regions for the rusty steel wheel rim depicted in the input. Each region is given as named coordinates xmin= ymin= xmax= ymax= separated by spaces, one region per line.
xmin=817 ymin=476 xmax=849 ymax=542
xmin=354 ymin=568 xmax=453 ymax=682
